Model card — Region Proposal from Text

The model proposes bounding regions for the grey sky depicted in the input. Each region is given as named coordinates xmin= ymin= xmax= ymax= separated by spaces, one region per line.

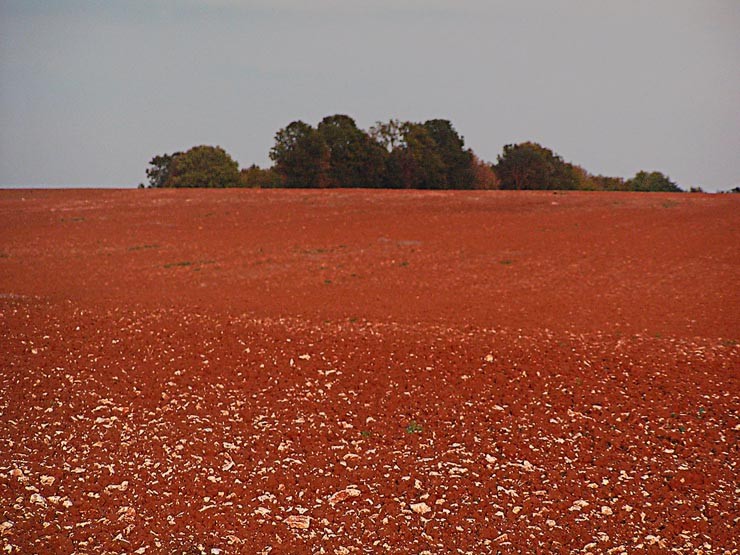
xmin=1 ymin=0 xmax=738 ymax=190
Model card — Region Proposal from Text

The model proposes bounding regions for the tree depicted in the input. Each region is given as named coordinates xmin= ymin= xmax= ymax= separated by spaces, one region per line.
xmin=586 ymin=174 xmax=627 ymax=191
xmin=470 ymin=154 xmax=500 ymax=189
xmin=146 ymin=152 xmax=182 ymax=188
xmin=385 ymin=123 xmax=447 ymax=189
xmin=165 ymin=146 xmax=240 ymax=188
xmin=270 ymin=121 xmax=330 ymax=187
xmin=495 ymin=143 xmax=551 ymax=189
xmin=240 ymin=164 xmax=284 ymax=188
xmin=495 ymin=142 xmax=580 ymax=190
xmin=550 ymin=159 xmax=581 ymax=190
xmin=626 ymin=171 xmax=682 ymax=192
xmin=317 ymin=114 xmax=387 ymax=187
xmin=422 ymin=119 xmax=474 ymax=188
xmin=370 ymin=119 xmax=407 ymax=152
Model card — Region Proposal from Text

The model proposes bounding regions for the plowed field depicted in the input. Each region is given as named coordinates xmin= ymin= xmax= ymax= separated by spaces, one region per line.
xmin=1 ymin=189 xmax=738 ymax=554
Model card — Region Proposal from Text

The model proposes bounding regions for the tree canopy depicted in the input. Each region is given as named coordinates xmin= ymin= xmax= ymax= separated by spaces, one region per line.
xmin=495 ymin=142 xmax=580 ymax=190
xmin=270 ymin=121 xmax=330 ymax=187
xmin=268 ymin=116 xmax=482 ymax=189
xmin=146 ymin=146 xmax=239 ymax=188
xmin=145 ymin=152 xmax=181 ymax=188
xmin=317 ymin=115 xmax=387 ymax=188
xmin=422 ymin=119 xmax=474 ymax=188
xmin=626 ymin=171 xmax=682 ymax=192
xmin=144 ymin=115 xmax=686 ymax=192
xmin=240 ymin=164 xmax=284 ymax=188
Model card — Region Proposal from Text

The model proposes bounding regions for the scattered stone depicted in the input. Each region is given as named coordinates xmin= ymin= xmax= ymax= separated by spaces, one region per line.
xmin=29 ymin=493 xmax=47 ymax=507
xmin=410 ymin=502 xmax=431 ymax=515
xmin=569 ymin=500 xmax=589 ymax=511
xmin=285 ymin=515 xmax=311 ymax=530
xmin=328 ymin=487 xmax=361 ymax=506
xmin=105 ymin=481 xmax=129 ymax=493
xmin=118 ymin=506 xmax=137 ymax=522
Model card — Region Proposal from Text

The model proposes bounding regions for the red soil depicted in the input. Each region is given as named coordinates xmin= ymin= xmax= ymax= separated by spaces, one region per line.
xmin=0 ymin=189 xmax=738 ymax=553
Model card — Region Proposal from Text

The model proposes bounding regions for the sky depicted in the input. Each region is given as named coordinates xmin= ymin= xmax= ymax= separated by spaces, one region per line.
xmin=1 ymin=0 xmax=739 ymax=191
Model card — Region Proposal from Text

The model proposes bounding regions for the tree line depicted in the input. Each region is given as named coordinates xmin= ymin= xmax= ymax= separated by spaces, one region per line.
xmin=144 ymin=114 xmax=687 ymax=192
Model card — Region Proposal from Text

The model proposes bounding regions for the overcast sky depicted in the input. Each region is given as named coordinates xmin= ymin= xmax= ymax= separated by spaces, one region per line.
xmin=1 ymin=0 xmax=738 ymax=190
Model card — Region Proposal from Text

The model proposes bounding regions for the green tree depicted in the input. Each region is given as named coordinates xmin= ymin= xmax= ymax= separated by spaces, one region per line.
xmin=165 ymin=145 xmax=240 ymax=188
xmin=239 ymin=164 xmax=284 ymax=188
xmin=422 ymin=119 xmax=474 ymax=188
xmin=317 ymin=114 xmax=387 ymax=187
xmin=495 ymin=142 xmax=551 ymax=189
xmin=626 ymin=171 xmax=682 ymax=192
xmin=385 ymin=123 xmax=447 ymax=189
xmin=269 ymin=121 xmax=330 ymax=187
xmin=495 ymin=142 xmax=580 ymax=190
xmin=551 ymin=160 xmax=581 ymax=190
xmin=369 ymin=119 xmax=406 ymax=152
xmin=586 ymin=174 xmax=627 ymax=191
xmin=146 ymin=152 xmax=181 ymax=188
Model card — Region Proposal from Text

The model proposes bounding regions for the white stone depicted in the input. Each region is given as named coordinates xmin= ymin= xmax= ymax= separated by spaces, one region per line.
xmin=410 ymin=502 xmax=431 ymax=515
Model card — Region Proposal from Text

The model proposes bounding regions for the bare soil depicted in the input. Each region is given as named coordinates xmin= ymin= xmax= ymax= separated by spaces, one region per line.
xmin=1 ymin=189 xmax=738 ymax=554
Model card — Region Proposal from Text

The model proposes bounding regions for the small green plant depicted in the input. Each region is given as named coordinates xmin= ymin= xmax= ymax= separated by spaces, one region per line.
xmin=697 ymin=407 xmax=705 ymax=419
xmin=360 ymin=430 xmax=372 ymax=438
xmin=406 ymin=421 xmax=423 ymax=434
xmin=400 ymin=261 xmax=409 ymax=267
xmin=499 ymin=259 xmax=513 ymax=265
xmin=324 ymin=279 xmax=332 ymax=285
